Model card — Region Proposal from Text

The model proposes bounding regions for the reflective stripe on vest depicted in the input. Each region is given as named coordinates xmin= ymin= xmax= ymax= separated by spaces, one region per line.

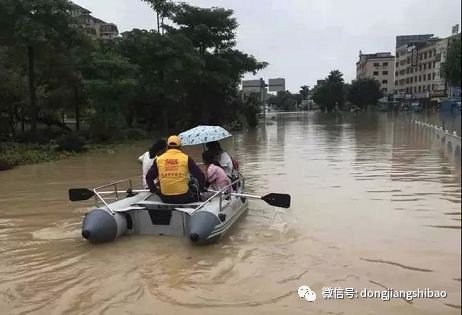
xmin=156 ymin=149 xmax=189 ymax=196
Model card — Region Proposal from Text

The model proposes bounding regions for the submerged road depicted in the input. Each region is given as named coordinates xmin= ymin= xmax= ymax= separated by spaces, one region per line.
xmin=0 ymin=112 xmax=460 ymax=314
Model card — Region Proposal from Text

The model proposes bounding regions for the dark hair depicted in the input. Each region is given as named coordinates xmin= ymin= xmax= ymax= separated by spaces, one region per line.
xmin=206 ymin=141 xmax=221 ymax=151
xmin=202 ymin=150 xmax=216 ymax=164
xmin=149 ymin=139 xmax=167 ymax=159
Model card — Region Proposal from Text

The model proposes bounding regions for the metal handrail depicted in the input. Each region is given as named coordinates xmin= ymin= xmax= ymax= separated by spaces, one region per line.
xmin=189 ymin=173 xmax=244 ymax=215
xmin=91 ymin=172 xmax=245 ymax=216
xmin=93 ymin=178 xmax=136 ymax=214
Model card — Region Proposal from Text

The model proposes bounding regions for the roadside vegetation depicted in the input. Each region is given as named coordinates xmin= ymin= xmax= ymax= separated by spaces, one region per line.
xmin=0 ymin=0 xmax=268 ymax=169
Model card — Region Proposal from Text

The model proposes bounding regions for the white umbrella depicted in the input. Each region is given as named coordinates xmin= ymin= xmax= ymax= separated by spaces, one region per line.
xmin=178 ymin=125 xmax=232 ymax=146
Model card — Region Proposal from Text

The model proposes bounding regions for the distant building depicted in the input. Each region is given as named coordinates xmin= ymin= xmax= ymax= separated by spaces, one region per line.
xmin=356 ymin=51 xmax=395 ymax=96
xmin=70 ymin=2 xmax=119 ymax=40
xmin=268 ymin=78 xmax=285 ymax=92
xmin=241 ymin=78 xmax=268 ymax=103
xmin=395 ymin=34 xmax=434 ymax=49
xmin=394 ymin=31 xmax=461 ymax=102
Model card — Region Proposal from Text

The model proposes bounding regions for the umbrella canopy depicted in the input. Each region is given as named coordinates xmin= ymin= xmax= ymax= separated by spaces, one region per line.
xmin=178 ymin=125 xmax=232 ymax=146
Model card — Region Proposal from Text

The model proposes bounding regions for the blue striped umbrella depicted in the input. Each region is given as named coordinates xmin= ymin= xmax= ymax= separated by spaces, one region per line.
xmin=178 ymin=125 xmax=232 ymax=146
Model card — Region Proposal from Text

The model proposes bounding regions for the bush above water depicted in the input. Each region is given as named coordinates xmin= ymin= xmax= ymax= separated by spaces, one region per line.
xmin=123 ymin=128 xmax=147 ymax=141
xmin=57 ymin=133 xmax=86 ymax=152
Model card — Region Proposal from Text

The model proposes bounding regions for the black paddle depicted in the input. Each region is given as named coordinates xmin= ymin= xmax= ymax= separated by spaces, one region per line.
xmin=208 ymin=190 xmax=291 ymax=208
xmin=68 ymin=188 xmax=143 ymax=201
xmin=69 ymin=188 xmax=96 ymax=201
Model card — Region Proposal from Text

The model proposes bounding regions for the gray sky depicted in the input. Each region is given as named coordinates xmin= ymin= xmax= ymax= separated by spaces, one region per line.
xmin=74 ymin=0 xmax=461 ymax=92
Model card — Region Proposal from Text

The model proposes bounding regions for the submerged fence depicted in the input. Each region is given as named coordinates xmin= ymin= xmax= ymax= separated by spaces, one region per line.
xmin=413 ymin=119 xmax=461 ymax=158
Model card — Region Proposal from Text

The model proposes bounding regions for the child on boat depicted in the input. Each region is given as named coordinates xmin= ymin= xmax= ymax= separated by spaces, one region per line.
xmin=201 ymin=150 xmax=232 ymax=199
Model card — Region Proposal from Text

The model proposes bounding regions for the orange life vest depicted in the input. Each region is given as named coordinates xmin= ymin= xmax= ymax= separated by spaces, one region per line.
xmin=156 ymin=149 xmax=189 ymax=196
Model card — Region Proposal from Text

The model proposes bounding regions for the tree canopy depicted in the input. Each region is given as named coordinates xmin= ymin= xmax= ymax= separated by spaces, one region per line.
xmin=0 ymin=0 xmax=267 ymax=142
xmin=347 ymin=78 xmax=382 ymax=109
xmin=442 ymin=37 xmax=461 ymax=87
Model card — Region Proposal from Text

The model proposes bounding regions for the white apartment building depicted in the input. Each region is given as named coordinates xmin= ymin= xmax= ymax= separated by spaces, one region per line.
xmin=356 ymin=52 xmax=395 ymax=96
xmin=71 ymin=3 xmax=119 ymax=40
xmin=394 ymin=32 xmax=461 ymax=102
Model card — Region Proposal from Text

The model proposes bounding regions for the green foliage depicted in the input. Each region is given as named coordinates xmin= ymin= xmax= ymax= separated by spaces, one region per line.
xmin=312 ymin=70 xmax=345 ymax=112
xmin=347 ymin=78 xmax=382 ymax=110
xmin=0 ymin=143 xmax=71 ymax=168
xmin=299 ymin=85 xmax=310 ymax=99
xmin=442 ymin=37 xmax=461 ymax=87
xmin=57 ymin=133 xmax=86 ymax=152
xmin=0 ymin=0 xmax=267 ymax=148
xmin=123 ymin=128 xmax=147 ymax=141
xmin=269 ymin=91 xmax=298 ymax=111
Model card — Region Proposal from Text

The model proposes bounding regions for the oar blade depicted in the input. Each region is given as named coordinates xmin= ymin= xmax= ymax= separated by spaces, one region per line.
xmin=261 ymin=193 xmax=291 ymax=208
xmin=69 ymin=188 xmax=95 ymax=201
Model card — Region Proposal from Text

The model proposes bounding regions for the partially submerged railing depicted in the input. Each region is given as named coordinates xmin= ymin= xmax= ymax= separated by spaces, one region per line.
xmin=413 ymin=119 xmax=461 ymax=157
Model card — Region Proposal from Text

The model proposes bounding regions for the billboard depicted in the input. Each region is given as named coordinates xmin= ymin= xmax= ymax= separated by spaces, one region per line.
xmin=242 ymin=79 xmax=263 ymax=93
xmin=268 ymin=78 xmax=285 ymax=92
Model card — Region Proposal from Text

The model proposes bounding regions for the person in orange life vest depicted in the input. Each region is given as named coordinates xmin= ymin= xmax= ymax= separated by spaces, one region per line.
xmin=146 ymin=135 xmax=205 ymax=204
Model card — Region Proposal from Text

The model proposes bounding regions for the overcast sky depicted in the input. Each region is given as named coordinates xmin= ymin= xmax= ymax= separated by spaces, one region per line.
xmin=73 ymin=0 xmax=461 ymax=92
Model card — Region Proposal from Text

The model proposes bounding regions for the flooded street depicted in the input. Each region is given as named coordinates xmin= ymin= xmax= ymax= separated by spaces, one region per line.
xmin=0 ymin=112 xmax=460 ymax=315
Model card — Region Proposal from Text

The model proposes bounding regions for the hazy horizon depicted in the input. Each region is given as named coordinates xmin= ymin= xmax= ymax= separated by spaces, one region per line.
xmin=73 ymin=0 xmax=461 ymax=92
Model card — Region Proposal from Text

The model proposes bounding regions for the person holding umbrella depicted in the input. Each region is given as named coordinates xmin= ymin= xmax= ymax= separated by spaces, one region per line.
xmin=146 ymin=135 xmax=205 ymax=204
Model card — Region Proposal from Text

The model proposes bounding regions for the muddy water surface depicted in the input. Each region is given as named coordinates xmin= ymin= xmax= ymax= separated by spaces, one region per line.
xmin=0 ymin=112 xmax=460 ymax=315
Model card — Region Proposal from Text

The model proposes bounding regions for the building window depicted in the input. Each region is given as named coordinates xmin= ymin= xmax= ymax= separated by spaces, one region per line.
xmin=427 ymin=85 xmax=431 ymax=91
xmin=394 ymin=80 xmax=398 ymax=86
xmin=373 ymin=71 xmax=379 ymax=76
xmin=410 ymin=68 xmax=414 ymax=73
xmin=433 ymin=61 xmax=435 ymax=67
xmin=428 ymin=51 xmax=432 ymax=58
xmin=428 ymin=62 xmax=431 ymax=69
xmin=423 ymin=63 xmax=426 ymax=70
xmin=414 ymin=86 xmax=417 ymax=93
xmin=382 ymin=71 xmax=388 ymax=75
xmin=414 ymin=75 xmax=417 ymax=81
xmin=427 ymin=73 xmax=431 ymax=80
xmin=423 ymin=74 xmax=426 ymax=81
xmin=405 ymin=78 xmax=409 ymax=84
xmin=419 ymin=54 xmax=422 ymax=60
xmin=395 ymin=62 xmax=399 ymax=67
xmin=382 ymin=79 xmax=388 ymax=84
xmin=383 ymin=62 xmax=388 ymax=67
xmin=410 ymin=77 xmax=414 ymax=83
xmin=424 ymin=52 xmax=427 ymax=59
xmin=419 ymin=65 xmax=422 ymax=71
xmin=418 ymin=86 xmax=421 ymax=92
xmin=406 ymin=68 xmax=409 ymax=74
xmin=382 ymin=88 xmax=388 ymax=93
xmin=432 ymin=72 xmax=435 ymax=79
xmin=373 ymin=62 xmax=380 ymax=67
xmin=395 ymin=71 xmax=398 ymax=76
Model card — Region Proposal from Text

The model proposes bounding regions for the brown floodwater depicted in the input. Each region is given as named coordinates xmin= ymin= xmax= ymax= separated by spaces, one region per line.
xmin=0 ymin=112 xmax=460 ymax=315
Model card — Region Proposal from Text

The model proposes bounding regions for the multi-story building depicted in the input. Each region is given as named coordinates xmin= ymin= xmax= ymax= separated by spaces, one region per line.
xmin=70 ymin=2 xmax=119 ymax=40
xmin=394 ymin=32 xmax=461 ymax=103
xmin=356 ymin=52 xmax=395 ymax=96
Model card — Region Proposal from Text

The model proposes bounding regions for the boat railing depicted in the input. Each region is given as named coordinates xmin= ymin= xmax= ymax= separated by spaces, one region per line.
xmin=189 ymin=171 xmax=245 ymax=216
xmin=92 ymin=178 xmax=138 ymax=214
